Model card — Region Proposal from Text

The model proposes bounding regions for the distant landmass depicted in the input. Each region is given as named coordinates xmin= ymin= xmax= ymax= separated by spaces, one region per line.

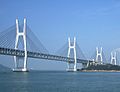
xmin=80 ymin=64 xmax=120 ymax=72
xmin=0 ymin=64 xmax=11 ymax=71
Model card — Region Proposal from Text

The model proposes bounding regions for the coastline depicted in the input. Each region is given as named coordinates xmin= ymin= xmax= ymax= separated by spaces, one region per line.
xmin=80 ymin=70 xmax=120 ymax=72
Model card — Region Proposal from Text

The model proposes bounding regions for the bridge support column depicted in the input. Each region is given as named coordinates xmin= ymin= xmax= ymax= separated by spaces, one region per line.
xmin=96 ymin=47 xmax=103 ymax=64
xmin=67 ymin=37 xmax=77 ymax=72
xmin=111 ymin=52 xmax=117 ymax=65
xmin=13 ymin=18 xmax=28 ymax=72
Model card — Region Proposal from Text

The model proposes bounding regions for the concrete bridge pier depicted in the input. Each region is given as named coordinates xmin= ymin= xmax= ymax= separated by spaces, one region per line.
xmin=67 ymin=37 xmax=77 ymax=72
xmin=13 ymin=18 xmax=28 ymax=72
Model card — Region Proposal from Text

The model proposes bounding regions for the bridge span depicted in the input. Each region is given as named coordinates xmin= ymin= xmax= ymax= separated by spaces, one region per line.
xmin=0 ymin=47 xmax=89 ymax=64
xmin=0 ymin=18 xmax=94 ymax=72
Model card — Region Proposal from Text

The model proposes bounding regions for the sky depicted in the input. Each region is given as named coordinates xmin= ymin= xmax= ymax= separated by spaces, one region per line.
xmin=0 ymin=0 xmax=120 ymax=70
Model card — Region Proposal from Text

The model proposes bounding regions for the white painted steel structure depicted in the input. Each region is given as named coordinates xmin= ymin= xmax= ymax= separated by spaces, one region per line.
xmin=111 ymin=52 xmax=117 ymax=65
xmin=67 ymin=37 xmax=77 ymax=71
xmin=13 ymin=18 xmax=28 ymax=72
xmin=96 ymin=47 xmax=103 ymax=64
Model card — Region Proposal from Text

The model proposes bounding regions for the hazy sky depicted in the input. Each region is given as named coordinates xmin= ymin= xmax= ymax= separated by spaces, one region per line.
xmin=0 ymin=0 xmax=120 ymax=70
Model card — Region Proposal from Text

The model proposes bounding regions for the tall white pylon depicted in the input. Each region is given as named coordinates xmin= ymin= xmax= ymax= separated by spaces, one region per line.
xmin=13 ymin=18 xmax=28 ymax=72
xmin=111 ymin=52 xmax=117 ymax=65
xmin=67 ymin=37 xmax=77 ymax=71
xmin=96 ymin=47 xmax=103 ymax=64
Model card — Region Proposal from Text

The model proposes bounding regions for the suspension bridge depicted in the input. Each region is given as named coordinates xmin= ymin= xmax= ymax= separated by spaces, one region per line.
xmin=0 ymin=18 xmax=119 ymax=72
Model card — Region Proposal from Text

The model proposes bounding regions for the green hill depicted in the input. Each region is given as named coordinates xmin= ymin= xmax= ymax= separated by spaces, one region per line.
xmin=82 ymin=64 xmax=120 ymax=71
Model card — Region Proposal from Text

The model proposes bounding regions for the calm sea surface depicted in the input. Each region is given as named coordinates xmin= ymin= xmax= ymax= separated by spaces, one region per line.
xmin=0 ymin=71 xmax=120 ymax=92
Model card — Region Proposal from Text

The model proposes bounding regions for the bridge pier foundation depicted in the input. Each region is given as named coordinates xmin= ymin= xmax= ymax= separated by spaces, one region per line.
xmin=13 ymin=68 xmax=28 ymax=72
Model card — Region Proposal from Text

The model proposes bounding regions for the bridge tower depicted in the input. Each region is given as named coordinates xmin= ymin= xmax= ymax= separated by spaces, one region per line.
xmin=67 ymin=37 xmax=77 ymax=71
xmin=96 ymin=47 xmax=103 ymax=64
xmin=111 ymin=52 xmax=117 ymax=65
xmin=13 ymin=18 xmax=28 ymax=72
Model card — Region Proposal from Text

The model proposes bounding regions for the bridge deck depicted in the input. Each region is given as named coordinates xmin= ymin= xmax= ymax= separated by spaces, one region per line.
xmin=0 ymin=47 xmax=90 ymax=64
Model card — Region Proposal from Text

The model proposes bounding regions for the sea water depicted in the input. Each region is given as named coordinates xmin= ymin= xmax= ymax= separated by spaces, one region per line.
xmin=0 ymin=71 xmax=120 ymax=92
